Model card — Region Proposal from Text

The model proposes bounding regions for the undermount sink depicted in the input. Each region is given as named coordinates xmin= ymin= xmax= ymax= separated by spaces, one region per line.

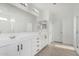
xmin=9 ymin=36 xmax=16 ymax=39
xmin=0 ymin=32 xmax=38 ymax=47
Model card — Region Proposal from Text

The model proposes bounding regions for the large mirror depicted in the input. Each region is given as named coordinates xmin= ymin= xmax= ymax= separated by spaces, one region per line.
xmin=0 ymin=3 xmax=37 ymax=33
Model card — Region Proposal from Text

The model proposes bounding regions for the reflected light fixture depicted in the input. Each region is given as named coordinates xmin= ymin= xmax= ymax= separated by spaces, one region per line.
xmin=0 ymin=17 xmax=8 ymax=21
xmin=10 ymin=19 xmax=15 ymax=23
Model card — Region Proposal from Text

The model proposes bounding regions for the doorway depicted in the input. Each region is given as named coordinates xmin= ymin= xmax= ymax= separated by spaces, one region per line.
xmin=74 ymin=16 xmax=79 ymax=55
xmin=53 ymin=19 xmax=63 ymax=43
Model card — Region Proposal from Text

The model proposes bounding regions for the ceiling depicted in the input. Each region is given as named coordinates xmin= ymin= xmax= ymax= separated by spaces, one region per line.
xmin=30 ymin=3 xmax=75 ymax=12
xmin=28 ymin=3 xmax=79 ymax=22
xmin=30 ymin=3 xmax=51 ymax=11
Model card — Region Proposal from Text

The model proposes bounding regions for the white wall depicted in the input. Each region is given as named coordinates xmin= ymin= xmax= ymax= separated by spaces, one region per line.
xmin=50 ymin=3 xmax=74 ymax=45
xmin=0 ymin=3 xmax=37 ymax=33
xmin=31 ymin=3 xmax=75 ymax=45
xmin=73 ymin=4 xmax=79 ymax=49
xmin=74 ymin=4 xmax=79 ymax=16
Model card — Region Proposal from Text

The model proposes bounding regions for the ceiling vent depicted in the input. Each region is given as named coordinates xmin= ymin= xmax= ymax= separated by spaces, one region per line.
xmin=52 ymin=3 xmax=56 ymax=6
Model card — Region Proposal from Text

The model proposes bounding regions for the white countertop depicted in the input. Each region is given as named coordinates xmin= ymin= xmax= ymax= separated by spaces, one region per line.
xmin=0 ymin=32 xmax=39 ymax=48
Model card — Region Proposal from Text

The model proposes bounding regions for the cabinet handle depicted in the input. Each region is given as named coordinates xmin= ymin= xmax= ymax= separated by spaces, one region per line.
xmin=77 ymin=45 xmax=78 ymax=48
xmin=37 ymin=45 xmax=40 ymax=47
xmin=37 ymin=41 xmax=39 ymax=43
xmin=17 ymin=45 xmax=19 ymax=52
xmin=37 ymin=38 xmax=39 ymax=40
xmin=44 ymin=35 xmax=47 ymax=39
xmin=21 ymin=44 xmax=23 ymax=50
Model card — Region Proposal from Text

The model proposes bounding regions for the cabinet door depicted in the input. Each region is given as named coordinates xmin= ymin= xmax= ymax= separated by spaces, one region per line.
xmin=41 ymin=30 xmax=48 ymax=48
xmin=20 ymin=39 xmax=32 ymax=56
xmin=7 ymin=43 xmax=19 ymax=56
xmin=32 ymin=37 xmax=41 ymax=56
xmin=0 ymin=46 xmax=8 ymax=56
xmin=0 ymin=43 xmax=18 ymax=56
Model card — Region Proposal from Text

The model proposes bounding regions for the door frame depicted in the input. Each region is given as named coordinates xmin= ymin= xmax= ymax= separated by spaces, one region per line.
xmin=74 ymin=16 xmax=79 ymax=55
xmin=52 ymin=19 xmax=63 ymax=43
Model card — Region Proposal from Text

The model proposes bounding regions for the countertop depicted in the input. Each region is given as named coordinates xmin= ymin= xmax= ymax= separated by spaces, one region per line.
xmin=0 ymin=32 xmax=39 ymax=48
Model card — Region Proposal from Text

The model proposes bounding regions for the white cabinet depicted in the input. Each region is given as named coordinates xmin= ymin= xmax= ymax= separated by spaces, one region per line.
xmin=31 ymin=32 xmax=48 ymax=56
xmin=20 ymin=38 xmax=32 ymax=56
xmin=0 ymin=38 xmax=32 ymax=56
xmin=0 ymin=46 xmax=8 ymax=56
xmin=7 ymin=43 xmax=19 ymax=56
xmin=37 ymin=21 xmax=48 ymax=50
xmin=0 ymin=43 xmax=18 ymax=56
xmin=0 ymin=33 xmax=40 ymax=56
xmin=40 ymin=30 xmax=48 ymax=49
xmin=32 ymin=36 xmax=42 ymax=56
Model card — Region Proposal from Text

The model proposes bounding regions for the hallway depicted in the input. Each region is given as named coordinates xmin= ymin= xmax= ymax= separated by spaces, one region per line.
xmin=36 ymin=43 xmax=77 ymax=56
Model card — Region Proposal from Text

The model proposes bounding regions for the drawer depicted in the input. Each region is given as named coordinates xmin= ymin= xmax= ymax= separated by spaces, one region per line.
xmin=32 ymin=43 xmax=41 ymax=49
xmin=32 ymin=40 xmax=41 ymax=44
xmin=36 ymin=49 xmax=40 ymax=52
xmin=36 ymin=40 xmax=40 ymax=43
xmin=32 ymin=44 xmax=40 ymax=48
xmin=32 ymin=43 xmax=41 ymax=48
xmin=32 ymin=48 xmax=41 ymax=55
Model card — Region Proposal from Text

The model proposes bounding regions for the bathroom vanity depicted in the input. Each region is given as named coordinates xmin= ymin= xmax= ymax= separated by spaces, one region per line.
xmin=0 ymin=32 xmax=48 ymax=56
xmin=0 ymin=32 xmax=41 ymax=56
xmin=0 ymin=4 xmax=48 ymax=56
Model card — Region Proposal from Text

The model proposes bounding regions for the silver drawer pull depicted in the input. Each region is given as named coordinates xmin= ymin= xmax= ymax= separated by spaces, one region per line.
xmin=17 ymin=45 xmax=19 ymax=52
xmin=44 ymin=35 xmax=47 ymax=39
xmin=21 ymin=44 xmax=23 ymax=50
xmin=37 ymin=41 xmax=39 ymax=43
xmin=37 ymin=45 xmax=40 ymax=47
xmin=37 ymin=38 xmax=39 ymax=40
